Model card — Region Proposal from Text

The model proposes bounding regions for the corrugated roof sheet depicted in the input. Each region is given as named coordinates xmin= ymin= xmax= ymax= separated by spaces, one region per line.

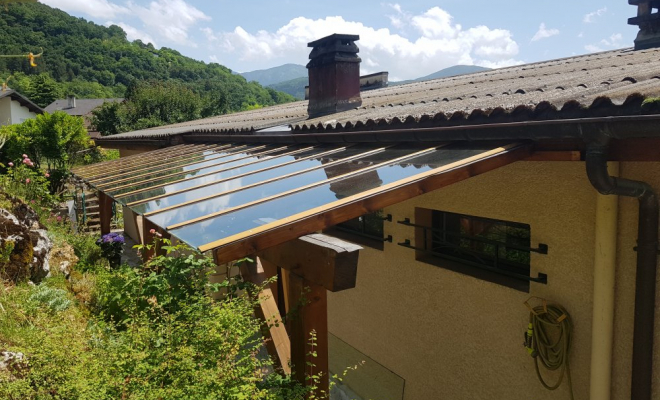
xmin=101 ymin=47 xmax=660 ymax=140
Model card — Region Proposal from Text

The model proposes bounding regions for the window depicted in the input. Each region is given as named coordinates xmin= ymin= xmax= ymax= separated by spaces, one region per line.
xmin=402 ymin=208 xmax=547 ymax=291
xmin=326 ymin=211 xmax=390 ymax=250
xmin=430 ymin=210 xmax=531 ymax=277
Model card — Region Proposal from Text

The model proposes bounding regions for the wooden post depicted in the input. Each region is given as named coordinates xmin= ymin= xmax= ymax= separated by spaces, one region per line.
xmin=98 ymin=191 xmax=113 ymax=235
xmin=141 ymin=218 xmax=169 ymax=263
xmin=253 ymin=233 xmax=362 ymax=397
xmin=287 ymin=273 xmax=329 ymax=397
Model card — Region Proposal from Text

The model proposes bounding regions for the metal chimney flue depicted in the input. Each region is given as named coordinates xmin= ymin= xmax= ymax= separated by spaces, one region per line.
xmin=629 ymin=0 xmax=660 ymax=49
xmin=306 ymin=34 xmax=362 ymax=118
xmin=67 ymin=95 xmax=76 ymax=109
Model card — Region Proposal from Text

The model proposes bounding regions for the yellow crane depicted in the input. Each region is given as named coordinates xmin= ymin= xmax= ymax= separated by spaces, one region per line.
xmin=0 ymin=48 xmax=43 ymax=67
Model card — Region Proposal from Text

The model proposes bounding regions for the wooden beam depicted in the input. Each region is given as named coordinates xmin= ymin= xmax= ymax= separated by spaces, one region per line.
xmin=257 ymin=234 xmax=362 ymax=292
xmin=98 ymin=191 xmax=113 ymax=235
xmin=209 ymin=143 xmax=531 ymax=262
xmin=240 ymin=258 xmax=291 ymax=375
xmin=287 ymin=273 xmax=329 ymax=398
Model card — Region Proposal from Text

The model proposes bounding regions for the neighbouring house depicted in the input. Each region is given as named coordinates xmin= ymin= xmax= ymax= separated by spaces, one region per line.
xmin=0 ymin=89 xmax=43 ymax=126
xmin=74 ymin=4 xmax=660 ymax=400
xmin=45 ymin=96 xmax=123 ymax=138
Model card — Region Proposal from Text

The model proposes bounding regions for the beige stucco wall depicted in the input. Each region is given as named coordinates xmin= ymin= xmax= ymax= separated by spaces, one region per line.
xmin=327 ymin=161 xmax=660 ymax=400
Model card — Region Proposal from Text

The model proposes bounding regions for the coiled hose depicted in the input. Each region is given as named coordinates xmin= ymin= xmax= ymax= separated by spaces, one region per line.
xmin=524 ymin=298 xmax=574 ymax=400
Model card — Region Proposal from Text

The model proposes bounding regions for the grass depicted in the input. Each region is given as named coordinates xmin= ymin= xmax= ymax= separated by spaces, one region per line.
xmin=0 ymin=192 xmax=308 ymax=399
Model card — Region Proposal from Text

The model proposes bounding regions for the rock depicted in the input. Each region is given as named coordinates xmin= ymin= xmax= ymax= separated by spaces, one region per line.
xmin=0 ymin=350 xmax=28 ymax=381
xmin=48 ymin=243 xmax=78 ymax=278
xmin=0 ymin=205 xmax=53 ymax=283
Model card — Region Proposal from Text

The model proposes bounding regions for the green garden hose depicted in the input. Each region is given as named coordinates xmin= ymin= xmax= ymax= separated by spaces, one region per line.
xmin=524 ymin=298 xmax=574 ymax=400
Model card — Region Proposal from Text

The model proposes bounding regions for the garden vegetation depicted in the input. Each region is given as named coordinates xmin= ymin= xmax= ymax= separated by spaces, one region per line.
xmin=0 ymin=123 xmax=317 ymax=399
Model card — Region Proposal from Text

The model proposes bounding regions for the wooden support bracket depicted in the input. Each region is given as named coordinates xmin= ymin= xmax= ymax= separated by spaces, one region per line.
xmin=240 ymin=258 xmax=292 ymax=375
xmin=257 ymin=233 xmax=362 ymax=292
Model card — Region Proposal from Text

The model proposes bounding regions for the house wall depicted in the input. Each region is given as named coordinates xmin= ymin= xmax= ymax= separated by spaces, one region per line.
xmin=0 ymin=97 xmax=12 ymax=125
xmin=326 ymin=161 xmax=660 ymax=400
xmin=9 ymin=99 xmax=37 ymax=124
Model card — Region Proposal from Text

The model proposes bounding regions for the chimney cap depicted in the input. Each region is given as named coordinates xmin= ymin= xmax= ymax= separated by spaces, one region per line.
xmin=308 ymin=34 xmax=360 ymax=48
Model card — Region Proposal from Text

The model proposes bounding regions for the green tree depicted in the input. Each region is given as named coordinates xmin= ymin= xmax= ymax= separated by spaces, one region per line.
xmin=22 ymin=73 xmax=62 ymax=108
xmin=90 ymin=101 xmax=123 ymax=136
xmin=2 ymin=111 xmax=91 ymax=191
xmin=93 ymin=80 xmax=206 ymax=135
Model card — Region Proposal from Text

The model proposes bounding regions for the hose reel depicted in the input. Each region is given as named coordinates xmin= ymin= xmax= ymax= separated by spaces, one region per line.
xmin=524 ymin=297 xmax=574 ymax=400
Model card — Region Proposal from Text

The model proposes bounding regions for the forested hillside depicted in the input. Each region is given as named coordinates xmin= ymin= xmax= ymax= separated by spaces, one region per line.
xmin=0 ymin=2 xmax=294 ymax=109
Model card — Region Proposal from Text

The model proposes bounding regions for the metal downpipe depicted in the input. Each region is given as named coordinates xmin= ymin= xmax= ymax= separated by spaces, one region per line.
xmin=585 ymin=142 xmax=659 ymax=400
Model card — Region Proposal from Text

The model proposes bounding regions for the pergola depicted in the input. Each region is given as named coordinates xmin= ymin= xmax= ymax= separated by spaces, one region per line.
xmin=73 ymin=140 xmax=535 ymax=394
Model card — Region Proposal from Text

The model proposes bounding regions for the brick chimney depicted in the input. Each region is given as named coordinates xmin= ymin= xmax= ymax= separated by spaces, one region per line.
xmin=629 ymin=0 xmax=660 ymax=49
xmin=306 ymin=34 xmax=362 ymax=118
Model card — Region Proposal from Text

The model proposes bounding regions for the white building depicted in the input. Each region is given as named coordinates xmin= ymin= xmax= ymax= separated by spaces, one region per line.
xmin=0 ymin=89 xmax=43 ymax=126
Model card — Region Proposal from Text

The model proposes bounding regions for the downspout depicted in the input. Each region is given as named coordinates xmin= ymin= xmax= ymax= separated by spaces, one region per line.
xmin=589 ymin=162 xmax=619 ymax=400
xmin=585 ymin=138 xmax=659 ymax=400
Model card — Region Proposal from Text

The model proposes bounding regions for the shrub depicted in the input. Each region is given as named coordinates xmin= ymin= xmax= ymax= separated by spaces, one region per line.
xmin=28 ymin=284 xmax=72 ymax=313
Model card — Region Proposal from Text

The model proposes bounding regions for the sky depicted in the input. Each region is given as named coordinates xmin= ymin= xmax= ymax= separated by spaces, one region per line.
xmin=39 ymin=0 xmax=639 ymax=81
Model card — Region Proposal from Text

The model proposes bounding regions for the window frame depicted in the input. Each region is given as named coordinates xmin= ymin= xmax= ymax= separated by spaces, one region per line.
xmin=407 ymin=208 xmax=547 ymax=292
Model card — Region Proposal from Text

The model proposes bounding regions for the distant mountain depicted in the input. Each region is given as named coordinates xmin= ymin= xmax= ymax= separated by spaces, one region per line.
xmin=240 ymin=64 xmax=308 ymax=87
xmin=263 ymin=64 xmax=493 ymax=100
xmin=391 ymin=65 xmax=492 ymax=86
xmin=268 ymin=76 xmax=308 ymax=100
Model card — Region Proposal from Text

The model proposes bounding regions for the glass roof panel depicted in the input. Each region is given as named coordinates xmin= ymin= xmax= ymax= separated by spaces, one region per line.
xmin=74 ymin=143 xmax=198 ymax=179
xmin=168 ymin=143 xmax=492 ymax=248
xmin=89 ymin=144 xmax=229 ymax=183
xmin=107 ymin=146 xmax=305 ymax=198
xmin=141 ymin=145 xmax=404 ymax=223
xmin=124 ymin=146 xmax=351 ymax=207
xmin=96 ymin=145 xmax=267 ymax=188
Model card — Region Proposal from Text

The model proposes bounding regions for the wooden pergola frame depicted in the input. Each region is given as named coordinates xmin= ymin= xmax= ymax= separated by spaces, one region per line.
xmin=92 ymin=136 xmax=660 ymax=395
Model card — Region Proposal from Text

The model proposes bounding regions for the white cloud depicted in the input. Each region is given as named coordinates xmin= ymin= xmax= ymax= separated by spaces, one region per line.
xmin=40 ymin=0 xmax=128 ymax=18
xmin=585 ymin=44 xmax=604 ymax=53
xmin=601 ymin=33 xmax=622 ymax=47
xmin=585 ymin=33 xmax=623 ymax=53
xmin=106 ymin=21 xmax=157 ymax=46
xmin=44 ymin=0 xmax=209 ymax=48
xmin=128 ymin=0 xmax=211 ymax=47
xmin=584 ymin=7 xmax=607 ymax=23
xmin=207 ymin=6 xmax=521 ymax=80
xmin=531 ymin=23 xmax=559 ymax=42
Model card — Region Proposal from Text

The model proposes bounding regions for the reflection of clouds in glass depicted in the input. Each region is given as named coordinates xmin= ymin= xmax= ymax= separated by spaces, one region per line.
xmin=151 ymin=178 xmax=242 ymax=227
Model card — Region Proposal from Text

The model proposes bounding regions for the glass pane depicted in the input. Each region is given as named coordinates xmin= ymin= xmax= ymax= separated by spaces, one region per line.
xmin=83 ymin=144 xmax=209 ymax=180
xmin=169 ymin=143 xmax=499 ymax=248
xmin=126 ymin=146 xmax=350 ymax=208
xmin=106 ymin=146 xmax=296 ymax=196
xmin=91 ymin=145 xmax=230 ymax=183
xmin=144 ymin=144 xmax=425 ymax=226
